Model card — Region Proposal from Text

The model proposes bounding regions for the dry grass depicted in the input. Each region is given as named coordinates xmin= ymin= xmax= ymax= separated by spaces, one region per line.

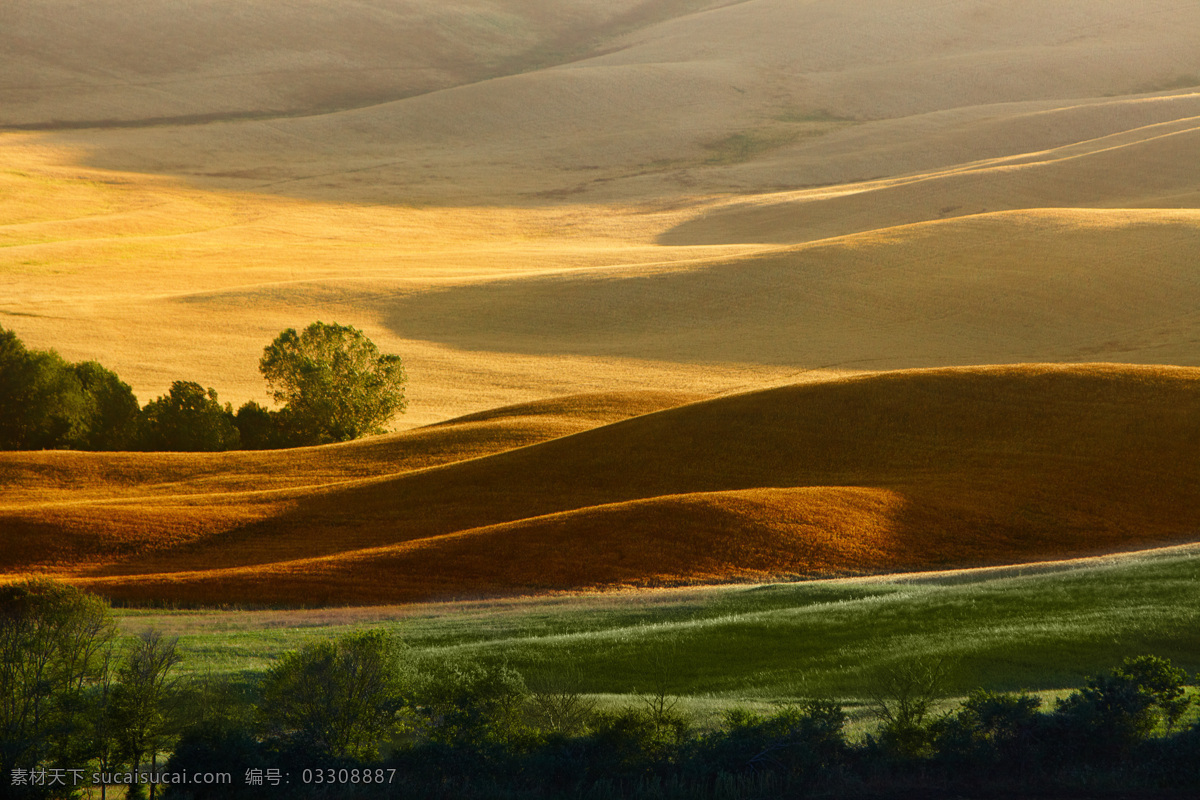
xmin=4 ymin=3 xmax=1200 ymax=607
xmin=3 ymin=364 xmax=1197 ymax=605
xmin=0 ymin=0 xmax=740 ymax=128
xmin=5 ymin=2 xmax=1200 ymax=420
xmin=0 ymin=391 xmax=698 ymax=504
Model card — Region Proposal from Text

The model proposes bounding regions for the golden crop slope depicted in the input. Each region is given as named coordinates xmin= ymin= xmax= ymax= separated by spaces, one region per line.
xmin=2 ymin=364 xmax=1195 ymax=606
xmin=0 ymin=391 xmax=697 ymax=570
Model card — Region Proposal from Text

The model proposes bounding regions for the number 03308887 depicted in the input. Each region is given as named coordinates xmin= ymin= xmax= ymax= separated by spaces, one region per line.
xmin=302 ymin=768 xmax=397 ymax=784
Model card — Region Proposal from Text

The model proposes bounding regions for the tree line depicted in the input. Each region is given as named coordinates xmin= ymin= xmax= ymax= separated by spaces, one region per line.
xmin=3 ymin=580 xmax=1198 ymax=799
xmin=0 ymin=323 xmax=406 ymax=452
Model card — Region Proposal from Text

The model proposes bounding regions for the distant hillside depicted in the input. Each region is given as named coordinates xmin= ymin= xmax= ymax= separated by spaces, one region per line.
xmin=380 ymin=209 xmax=1200 ymax=368
xmin=5 ymin=2 xmax=1200 ymax=424
xmin=0 ymin=0 xmax=740 ymax=128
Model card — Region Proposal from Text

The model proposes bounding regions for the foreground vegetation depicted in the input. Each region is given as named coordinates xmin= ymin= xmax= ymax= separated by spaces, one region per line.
xmin=4 ymin=576 xmax=1199 ymax=799
xmin=122 ymin=545 xmax=1200 ymax=701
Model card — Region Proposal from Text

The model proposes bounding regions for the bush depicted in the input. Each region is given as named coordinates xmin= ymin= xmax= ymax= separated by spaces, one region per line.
xmin=1054 ymin=655 xmax=1191 ymax=762
xmin=165 ymin=727 xmax=262 ymax=800
xmin=867 ymin=657 xmax=952 ymax=762
xmin=577 ymin=706 xmax=689 ymax=783
xmin=0 ymin=329 xmax=90 ymax=450
xmin=233 ymin=401 xmax=295 ymax=450
xmin=0 ymin=580 xmax=117 ymax=788
xmin=259 ymin=631 xmax=409 ymax=761
xmin=524 ymin=665 xmax=597 ymax=736
xmin=932 ymin=690 xmax=1045 ymax=774
xmin=414 ymin=659 xmax=529 ymax=748
xmin=109 ymin=630 xmax=185 ymax=799
xmin=0 ymin=323 xmax=407 ymax=452
xmin=73 ymin=361 xmax=142 ymax=450
xmin=694 ymin=701 xmax=847 ymax=780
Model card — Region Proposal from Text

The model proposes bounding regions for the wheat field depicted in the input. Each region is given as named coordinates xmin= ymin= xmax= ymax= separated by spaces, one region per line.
xmin=2 ymin=0 xmax=1199 ymax=604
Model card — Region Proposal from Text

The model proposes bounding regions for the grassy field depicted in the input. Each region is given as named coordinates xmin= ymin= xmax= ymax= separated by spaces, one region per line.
xmin=115 ymin=544 xmax=1200 ymax=712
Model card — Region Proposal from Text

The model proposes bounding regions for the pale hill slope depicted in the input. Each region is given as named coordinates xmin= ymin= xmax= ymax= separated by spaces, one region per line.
xmin=0 ymin=136 xmax=795 ymax=422
xmin=382 ymin=209 xmax=1200 ymax=368
xmin=43 ymin=2 xmax=1200 ymax=205
xmin=691 ymin=93 xmax=1200 ymax=208
xmin=661 ymin=109 xmax=1200 ymax=245
xmin=9 ymin=121 xmax=1200 ymax=424
xmin=0 ymin=0 xmax=741 ymax=128
xmin=584 ymin=0 xmax=1200 ymax=120
xmin=2 ymin=365 xmax=1195 ymax=604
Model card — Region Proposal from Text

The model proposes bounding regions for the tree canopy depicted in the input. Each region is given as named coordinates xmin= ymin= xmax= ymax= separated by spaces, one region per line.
xmin=140 ymin=381 xmax=240 ymax=452
xmin=259 ymin=322 xmax=407 ymax=445
xmin=0 ymin=329 xmax=140 ymax=451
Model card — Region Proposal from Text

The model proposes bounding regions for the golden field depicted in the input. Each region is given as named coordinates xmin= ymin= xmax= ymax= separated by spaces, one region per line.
xmin=3 ymin=364 xmax=1199 ymax=604
xmin=2 ymin=0 xmax=1200 ymax=604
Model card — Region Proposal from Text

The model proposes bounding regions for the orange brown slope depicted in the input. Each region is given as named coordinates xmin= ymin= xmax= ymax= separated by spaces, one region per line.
xmin=2 ymin=365 xmax=1198 ymax=606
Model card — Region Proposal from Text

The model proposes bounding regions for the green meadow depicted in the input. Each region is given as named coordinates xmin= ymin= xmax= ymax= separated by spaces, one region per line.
xmin=116 ymin=545 xmax=1200 ymax=708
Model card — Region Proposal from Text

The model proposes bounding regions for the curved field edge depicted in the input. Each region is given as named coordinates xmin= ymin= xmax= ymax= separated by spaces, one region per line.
xmin=111 ymin=544 xmax=1200 ymax=703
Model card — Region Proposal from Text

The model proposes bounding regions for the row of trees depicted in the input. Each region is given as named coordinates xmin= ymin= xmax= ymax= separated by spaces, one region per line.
xmin=0 ymin=323 xmax=406 ymax=451
xmin=4 ymin=580 xmax=1199 ymax=799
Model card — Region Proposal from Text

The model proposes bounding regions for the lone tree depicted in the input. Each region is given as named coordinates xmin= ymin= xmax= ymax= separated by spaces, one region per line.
xmin=259 ymin=322 xmax=406 ymax=445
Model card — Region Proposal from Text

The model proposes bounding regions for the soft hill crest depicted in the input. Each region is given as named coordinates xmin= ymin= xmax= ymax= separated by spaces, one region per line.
xmin=4 ymin=364 xmax=1198 ymax=604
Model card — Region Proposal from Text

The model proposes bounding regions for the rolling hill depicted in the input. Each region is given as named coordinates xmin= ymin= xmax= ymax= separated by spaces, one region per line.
xmin=3 ymin=2 xmax=1200 ymax=606
xmin=3 ymin=364 xmax=1197 ymax=605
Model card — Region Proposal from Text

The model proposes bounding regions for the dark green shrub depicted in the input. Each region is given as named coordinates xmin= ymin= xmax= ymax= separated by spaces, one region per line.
xmin=259 ymin=321 xmax=406 ymax=444
xmin=932 ymin=690 xmax=1045 ymax=773
xmin=693 ymin=701 xmax=846 ymax=780
xmin=576 ymin=705 xmax=690 ymax=783
xmin=109 ymin=630 xmax=185 ymax=800
xmin=0 ymin=329 xmax=90 ymax=450
xmin=73 ymin=360 xmax=142 ymax=450
xmin=414 ymin=660 xmax=529 ymax=747
xmin=139 ymin=381 xmax=240 ymax=451
xmin=233 ymin=401 xmax=295 ymax=450
xmin=0 ymin=580 xmax=117 ymax=792
xmin=164 ymin=727 xmax=263 ymax=800
xmin=867 ymin=657 xmax=951 ymax=762
xmin=259 ymin=631 xmax=409 ymax=762
xmin=1053 ymin=654 xmax=1190 ymax=763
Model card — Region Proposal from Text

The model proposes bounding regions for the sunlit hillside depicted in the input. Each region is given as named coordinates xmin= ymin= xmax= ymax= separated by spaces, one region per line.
xmin=3 ymin=1 xmax=1200 ymax=603
xmin=1 ymin=365 xmax=1196 ymax=605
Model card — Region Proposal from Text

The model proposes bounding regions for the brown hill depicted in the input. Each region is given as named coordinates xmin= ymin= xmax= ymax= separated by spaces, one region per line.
xmin=0 ymin=391 xmax=698 ymax=567
xmin=4 ymin=364 xmax=1197 ymax=605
